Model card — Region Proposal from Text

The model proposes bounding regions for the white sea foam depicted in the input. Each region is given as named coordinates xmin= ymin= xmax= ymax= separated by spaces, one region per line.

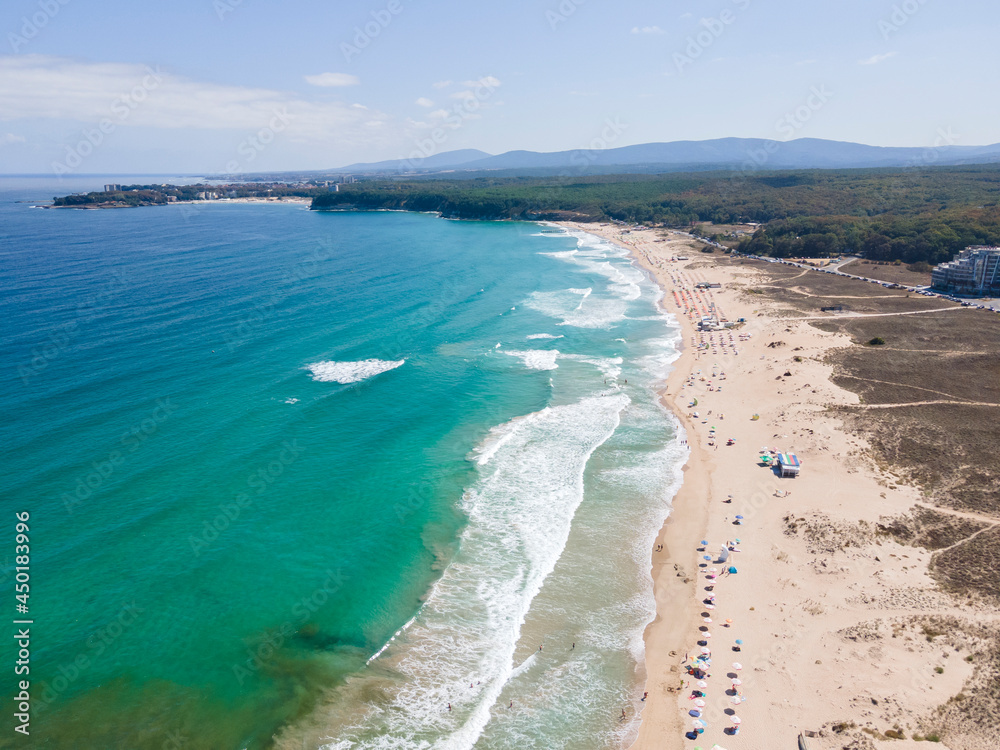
xmin=283 ymin=398 xmax=299 ymax=404
xmin=503 ymin=349 xmax=560 ymax=371
xmin=307 ymin=359 xmax=404 ymax=384
xmin=318 ymin=393 xmax=631 ymax=749
xmin=525 ymin=333 xmax=563 ymax=340
xmin=524 ymin=289 xmax=627 ymax=329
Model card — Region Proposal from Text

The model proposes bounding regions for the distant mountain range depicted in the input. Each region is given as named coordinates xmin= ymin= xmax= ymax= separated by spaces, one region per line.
xmin=329 ymin=138 xmax=1000 ymax=176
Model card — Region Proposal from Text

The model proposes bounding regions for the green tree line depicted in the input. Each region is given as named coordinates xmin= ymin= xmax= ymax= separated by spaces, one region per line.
xmin=311 ymin=166 xmax=1000 ymax=263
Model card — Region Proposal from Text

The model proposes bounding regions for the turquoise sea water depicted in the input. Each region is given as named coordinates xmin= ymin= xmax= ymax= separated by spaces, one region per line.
xmin=0 ymin=178 xmax=684 ymax=749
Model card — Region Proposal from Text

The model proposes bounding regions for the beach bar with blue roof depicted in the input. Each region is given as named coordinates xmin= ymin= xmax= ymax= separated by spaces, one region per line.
xmin=777 ymin=453 xmax=801 ymax=478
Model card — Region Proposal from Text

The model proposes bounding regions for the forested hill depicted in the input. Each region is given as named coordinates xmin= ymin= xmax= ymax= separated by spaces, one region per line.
xmin=310 ymin=166 xmax=1000 ymax=265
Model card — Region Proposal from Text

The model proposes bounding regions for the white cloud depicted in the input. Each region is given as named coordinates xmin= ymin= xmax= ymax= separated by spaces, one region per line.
xmin=304 ymin=72 xmax=360 ymax=87
xmin=450 ymin=77 xmax=502 ymax=99
xmin=432 ymin=80 xmax=452 ymax=89
xmin=462 ymin=76 xmax=501 ymax=88
xmin=0 ymin=132 xmax=25 ymax=145
xmin=631 ymin=25 xmax=664 ymax=34
xmin=680 ymin=12 xmax=693 ymax=19
xmin=428 ymin=109 xmax=449 ymax=120
xmin=415 ymin=97 xmax=434 ymax=107
xmin=859 ymin=51 xmax=897 ymax=65
xmin=0 ymin=55 xmax=387 ymax=143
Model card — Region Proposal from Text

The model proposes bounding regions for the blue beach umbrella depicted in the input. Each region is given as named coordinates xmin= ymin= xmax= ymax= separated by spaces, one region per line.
xmin=703 ymin=555 xmax=712 ymax=560
xmin=701 ymin=540 xmax=708 ymax=545
xmin=735 ymin=515 xmax=744 ymax=520
xmin=735 ymin=639 xmax=744 ymax=645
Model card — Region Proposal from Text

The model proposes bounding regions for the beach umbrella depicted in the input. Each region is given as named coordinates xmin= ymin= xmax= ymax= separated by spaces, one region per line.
xmin=703 ymin=617 xmax=712 ymax=623
xmin=694 ymin=699 xmax=706 ymax=707
xmin=732 ymin=662 xmax=743 ymax=670
xmin=696 ymin=680 xmax=708 ymax=688
xmin=700 ymin=647 xmax=712 ymax=654
xmin=692 ymin=719 xmax=706 ymax=729
xmin=703 ymin=555 xmax=711 ymax=560
xmin=704 ymin=632 xmax=712 ymax=638
xmin=725 ymin=619 xmax=733 ymax=626
xmin=731 ymin=716 xmax=742 ymax=725
xmin=700 ymin=540 xmax=708 ymax=546
xmin=735 ymin=639 xmax=743 ymax=645
xmin=709 ymin=568 xmax=718 ymax=573
xmin=735 ymin=515 xmax=744 ymax=520
xmin=705 ymin=604 xmax=715 ymax=610
xmin=689 ymin=709 xmax=702 ymax=717
xmin=731 ymin=678 xmax=742 ymax=686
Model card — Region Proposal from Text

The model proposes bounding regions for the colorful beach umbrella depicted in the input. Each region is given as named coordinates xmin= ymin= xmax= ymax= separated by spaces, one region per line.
xmin=731 ymin=716 xmax=742 ymax=725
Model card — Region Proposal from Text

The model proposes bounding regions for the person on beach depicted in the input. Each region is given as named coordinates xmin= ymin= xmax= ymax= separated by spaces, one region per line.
xmin=641 ymin=692 xmax=648 ymax=701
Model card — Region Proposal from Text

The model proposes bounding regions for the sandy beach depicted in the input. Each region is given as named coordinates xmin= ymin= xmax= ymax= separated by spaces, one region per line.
xmin=557 ymin=222 xmax=1000 ymax=750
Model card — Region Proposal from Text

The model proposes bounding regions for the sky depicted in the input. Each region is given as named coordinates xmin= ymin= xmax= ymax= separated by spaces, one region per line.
xmin=0 ymin=0 xmax=998 ymax=175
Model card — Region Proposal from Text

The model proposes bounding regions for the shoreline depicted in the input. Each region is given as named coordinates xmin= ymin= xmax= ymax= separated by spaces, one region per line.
xmin=555 ymin=221 xmax=991 ymax=750
xmin=556 ymin=221 xmax=719 ymax=746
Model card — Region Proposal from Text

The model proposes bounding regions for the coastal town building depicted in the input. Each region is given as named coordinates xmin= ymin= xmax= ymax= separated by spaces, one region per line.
xmin=931 ymin=246 xmax=1000 ymax=296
